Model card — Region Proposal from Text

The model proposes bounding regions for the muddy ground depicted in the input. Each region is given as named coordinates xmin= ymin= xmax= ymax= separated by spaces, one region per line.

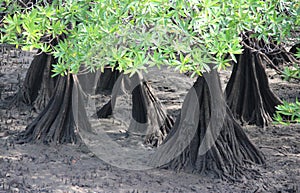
xmin=0 ymin=46 xmax=299 ymax=193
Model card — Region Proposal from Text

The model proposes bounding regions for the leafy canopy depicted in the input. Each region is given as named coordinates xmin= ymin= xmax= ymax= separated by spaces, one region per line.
xmin=0 ymin=0 xmax=299 ymax=76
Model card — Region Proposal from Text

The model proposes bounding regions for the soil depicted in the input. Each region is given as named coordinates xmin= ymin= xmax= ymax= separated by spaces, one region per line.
xmin=0 ymin=45 xmax=299 ymax=193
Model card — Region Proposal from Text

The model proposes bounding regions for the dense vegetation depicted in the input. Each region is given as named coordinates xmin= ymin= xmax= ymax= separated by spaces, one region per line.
xmin=1 ymin=0 xmax=299 ymax=75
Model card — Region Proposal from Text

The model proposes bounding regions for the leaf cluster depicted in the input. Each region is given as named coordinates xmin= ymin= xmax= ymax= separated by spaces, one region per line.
xmin=282 ymin=64 xmax=300 ymax=81
xmin=0 ymin=0 xmax=299 ymax=76
xmin=274 ymin=99 xmax=300 ymax=125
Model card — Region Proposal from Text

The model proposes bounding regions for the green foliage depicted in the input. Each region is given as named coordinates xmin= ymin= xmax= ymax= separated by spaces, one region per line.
xmin=282 ymin=64 xmax=300 ymax=81
xmin=282 ymin=48 xmax=300 ymax=81
xmin=273 ymin=99 xmax=300 ymax=125
xmin=0 ymin=0 xmax=299 ymax=76
xmin=295 ymin=48 xmax=300 ymax=59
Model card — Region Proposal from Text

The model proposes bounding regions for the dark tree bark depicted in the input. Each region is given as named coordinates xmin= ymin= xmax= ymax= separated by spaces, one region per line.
xmin=32 ymin=53 xmax=56 ymax=110
xmin=20 ymin=52 xmax=47 ymax=105
xmin=264 ymin=44 xmax=299 ymax=79
xmin=96 ymin=67 xmax=120 ymax=94
xmin=19 ymin=51 xmax=56 ymax=109
xmin=265 ymin=43 xmax=298 ymax=68
xmin=130 ymin=81 xmax=174 ymax=146
xmin=225 ymin=35 xmax=283 ymax=127
xmin=17 ymin=73 xmax=77 ymax=144
xmin=150 ymin=69 xmax=265 ymax=180
xmin=238 ymin=33 xmax=299 ymax=75
xmin=86 ymin=67 xmax=119 ymax=117
xmin=8 ymin=49 xmax=57 ymax=111
xmin=15 ymin=57 xmax=120 ymax=144
xmin=97 ymin=72 xmax=174 ymax=147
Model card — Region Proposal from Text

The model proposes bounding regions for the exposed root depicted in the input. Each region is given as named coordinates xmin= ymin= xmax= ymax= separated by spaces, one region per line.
xmin=97 ymin=72 xmax=173 ymax=147
xmin=9 ymin=51 xmax=57 ymax=110
xmin=150 ymin=69 xmax=265 ymax=180
xmin=96 ymin=67 xmax=120 ymax=94
xmin=225 ymin=34 xmax=283 ymax=127
xmin=241 ymin=32 xmax=300 ymax=79
xmin=16 ymin=74 xmax=77 ymax=144
xmin=33 ymin=53 xmax=56 ymax=110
